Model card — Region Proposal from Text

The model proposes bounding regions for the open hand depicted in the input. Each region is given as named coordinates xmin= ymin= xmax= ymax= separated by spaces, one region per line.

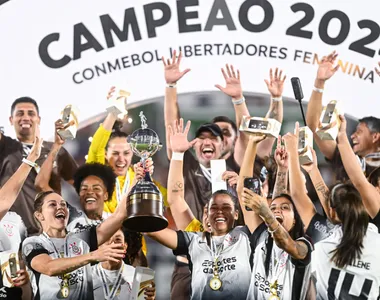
xmin=28 ymin=125 xmax=43 ymax=162
xmin=168 ymin=118 xmax=197 ymax=153
xmin=317 ymin=51 xmax=340 ymax=82
xmin=163 ymin=50 xmax=191 ymax=84
xmin=215 ymin=64 xmax=243 ymax=100
xmin=264 ymin=68 xmax=286 ymax=98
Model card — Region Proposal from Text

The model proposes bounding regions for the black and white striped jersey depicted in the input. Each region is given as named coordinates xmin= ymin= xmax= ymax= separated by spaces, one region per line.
xmin=312 ymin=223 xmax=380 ymax=300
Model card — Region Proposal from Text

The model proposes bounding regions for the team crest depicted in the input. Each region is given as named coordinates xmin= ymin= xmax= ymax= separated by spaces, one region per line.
xmin=69 ymin=242 xmax=82 ymax=255
xmin=3 ymin=224 xmax=14 ymax=237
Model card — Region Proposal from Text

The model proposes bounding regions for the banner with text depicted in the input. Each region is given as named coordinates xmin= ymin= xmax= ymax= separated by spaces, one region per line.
xmin=0 ymin=0 xmax=379 ymax=137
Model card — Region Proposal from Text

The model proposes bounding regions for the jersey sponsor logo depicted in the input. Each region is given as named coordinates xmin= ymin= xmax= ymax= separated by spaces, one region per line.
xmin=69 ymin=242 xmax=82 ymax=255
xmin=313 ymin=221 xmax=333 ymax=237
xmin=59 ymin=268 xmax=84 ymax=286
xmin=202 ymin=256 xmax=238 ymax=274
xmin=254 ymin=272 xmax=284 ymax=296
xmin=3 ymin=224 xmax=14 ymax=237
xmin=0 ymin=287 xmax=6 ymax=298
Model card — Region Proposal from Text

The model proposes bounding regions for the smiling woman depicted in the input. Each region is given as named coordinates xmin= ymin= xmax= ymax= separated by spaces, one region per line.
xmin=21 ymin=190 xmax=129 ymax=300
xmin=147 ymin=190 xmax=253 ymax=300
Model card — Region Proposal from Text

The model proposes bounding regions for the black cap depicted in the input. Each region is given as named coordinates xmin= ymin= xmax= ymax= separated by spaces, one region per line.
xmin=195 ymin=123 xmax=224 ymax=140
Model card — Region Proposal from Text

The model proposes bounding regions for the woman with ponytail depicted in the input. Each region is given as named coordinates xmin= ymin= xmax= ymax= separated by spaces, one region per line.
xmin=311 ymin=183 xmax=380 ymax=299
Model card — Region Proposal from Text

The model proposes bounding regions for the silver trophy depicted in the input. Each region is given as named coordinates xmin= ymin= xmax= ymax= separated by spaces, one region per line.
xmin=123 ymin=112 xmax=168 ymax=232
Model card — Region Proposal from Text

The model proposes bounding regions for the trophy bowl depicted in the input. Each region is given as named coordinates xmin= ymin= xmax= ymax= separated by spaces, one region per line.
xmin=123 ymin=112 xmax=168 ymax=232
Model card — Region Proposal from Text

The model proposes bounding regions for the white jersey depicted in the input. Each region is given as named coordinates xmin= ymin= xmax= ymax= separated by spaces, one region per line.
xmin=312 ymin=223 xmax=380 ymax=300
xmin=247 ymin=236 xmax=312 ymax=300
xmin=175 ymin=226 xmax=252 ymax=300
xmin=22 ymin=226 xmax=98 ymax=300
xmin=0 ymin=212 xmax=27 ymax=300
xmin=92 ymin=262 xmax=135 ymax=300
xmin=67 ymin=213 xmax=104 ymax=232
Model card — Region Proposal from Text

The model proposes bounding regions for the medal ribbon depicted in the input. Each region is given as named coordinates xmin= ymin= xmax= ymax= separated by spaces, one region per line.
xmin=42 ymin=232 xmax=70 ymax=296
xmin=115 ymin=175 xmax=130 ymax=204
xmin=269 ymin=246 xmax=288 ymax=297
xmin=97 ymin=263 xmax=124 ymax=300
xmin=199 ymin=164 xmax=212 ymax=183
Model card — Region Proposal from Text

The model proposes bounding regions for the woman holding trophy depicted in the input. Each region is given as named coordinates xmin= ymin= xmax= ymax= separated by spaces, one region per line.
xmin=86 ymin=87 xmax=168 ymax=259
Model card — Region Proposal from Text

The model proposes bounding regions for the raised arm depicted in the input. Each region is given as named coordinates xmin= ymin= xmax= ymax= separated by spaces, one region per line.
xmin=0 ymin=134 xmax=42 ymax=220
xmin=283 ymin=123 xmax=316 ymax=229
xmin=96 ymin=193 xmax=127 ymax=245
xmin=301 ymin=148 xmax=330 ymax=218
xmin=306 ymin=51 xmax=340 ymax=160
xmin=243 ymin=190 xmax=309 ymax=260
xmin=163 ymin=50 xmax=191 ymax=160
xmin=237 ymin=134 xmax=266 ymax=233
xmin=337 ymin=115 xmax=380 ymax=218
xmin=29 ymin=243 xmax=124 ymax=276
xmin=167 ymin=119 xmax=197 ymax=230
xmin=87 ymin=87 xmax=120 ymax=164
xmin=35 ymin=120 xmax=64 ymax=192
xmin=257 ymin=68 xmax=285 ymax=159
xmin=272 ymin=135 xmax=289 ymax=198
xmin=375 ymin=62 xmax=380 ymax=77
xmin=215 ymin=64 xmax=250 ymax=166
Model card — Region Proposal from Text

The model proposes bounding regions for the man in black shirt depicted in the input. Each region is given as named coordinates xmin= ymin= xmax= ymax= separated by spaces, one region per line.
xmin=0 ymin=97 xmax=78 ymax=235
xmin=306 ymin=51 xmax=380 ymax=182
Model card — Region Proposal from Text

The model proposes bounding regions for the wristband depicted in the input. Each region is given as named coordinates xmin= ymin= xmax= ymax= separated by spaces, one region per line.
xmin=313 ymin=87 xmax=324 ymax=93
xmin=272 ymin=96 xmax=282 ymax=102
xmin=232 ymin=97 xmax=245 ymax=105
xmin=267 ymin=221 xmax=281 ymax=235
xmin=166 ymin=83 xmax=177 ymax=88
xmin=172 ymin=152 xmax=184 ymax=161
xmin=22 ymin=158 xmax=38 ymax=168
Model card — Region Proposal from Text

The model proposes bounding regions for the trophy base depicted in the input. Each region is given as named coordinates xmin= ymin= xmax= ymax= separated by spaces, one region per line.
xmin=124 ymin=191 xmax=168 ymax=232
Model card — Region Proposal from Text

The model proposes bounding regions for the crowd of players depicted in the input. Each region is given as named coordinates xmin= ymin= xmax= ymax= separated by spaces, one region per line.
xmin=0 ymin=51 xmax=379 ymax=299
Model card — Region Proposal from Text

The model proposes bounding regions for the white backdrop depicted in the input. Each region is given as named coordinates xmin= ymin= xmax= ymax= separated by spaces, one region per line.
xmin=0 ymin=0 xmax=379 ymax=138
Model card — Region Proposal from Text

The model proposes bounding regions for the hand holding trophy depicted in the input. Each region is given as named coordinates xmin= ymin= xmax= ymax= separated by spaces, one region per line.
xmin=123 ymin=112 xmax=168 ymax=232
xmin=57 ymin=105 xmax=79 ymax=140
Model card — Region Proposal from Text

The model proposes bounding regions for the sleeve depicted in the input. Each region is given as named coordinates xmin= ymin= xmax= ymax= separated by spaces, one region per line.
xmin=369 ymin=210 xmax=380 ymax=232
xmin=173 ymin=231 xmax=196 ymax=256
xmin=291 ymin=236 xmax=313 ymax=267
xmin=184 ymin=218 xmax=203 ymax=232
xmin=305 ymin=213 xmax=331 ymax=244
xmin=86 ymin=124 xmax=112 ymax=164
xmin=0 ymin=135 xmax=19 ymax=157
xmin=22 ymin=238 xmax=49 ymax=270
xmin=57 ymin=147 xmax=78 ymax=182
xmin=74 ymin=226 xmax=98 ymax=252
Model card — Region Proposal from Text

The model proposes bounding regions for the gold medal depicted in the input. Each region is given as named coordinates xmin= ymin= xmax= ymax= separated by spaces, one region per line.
xmin=60 ymin=280 xmax=70 ymax=298
xmin=269 ymin=280 xmax=279 ymax=300
xmin=209 ymin=276 xmax=222 ymax=291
